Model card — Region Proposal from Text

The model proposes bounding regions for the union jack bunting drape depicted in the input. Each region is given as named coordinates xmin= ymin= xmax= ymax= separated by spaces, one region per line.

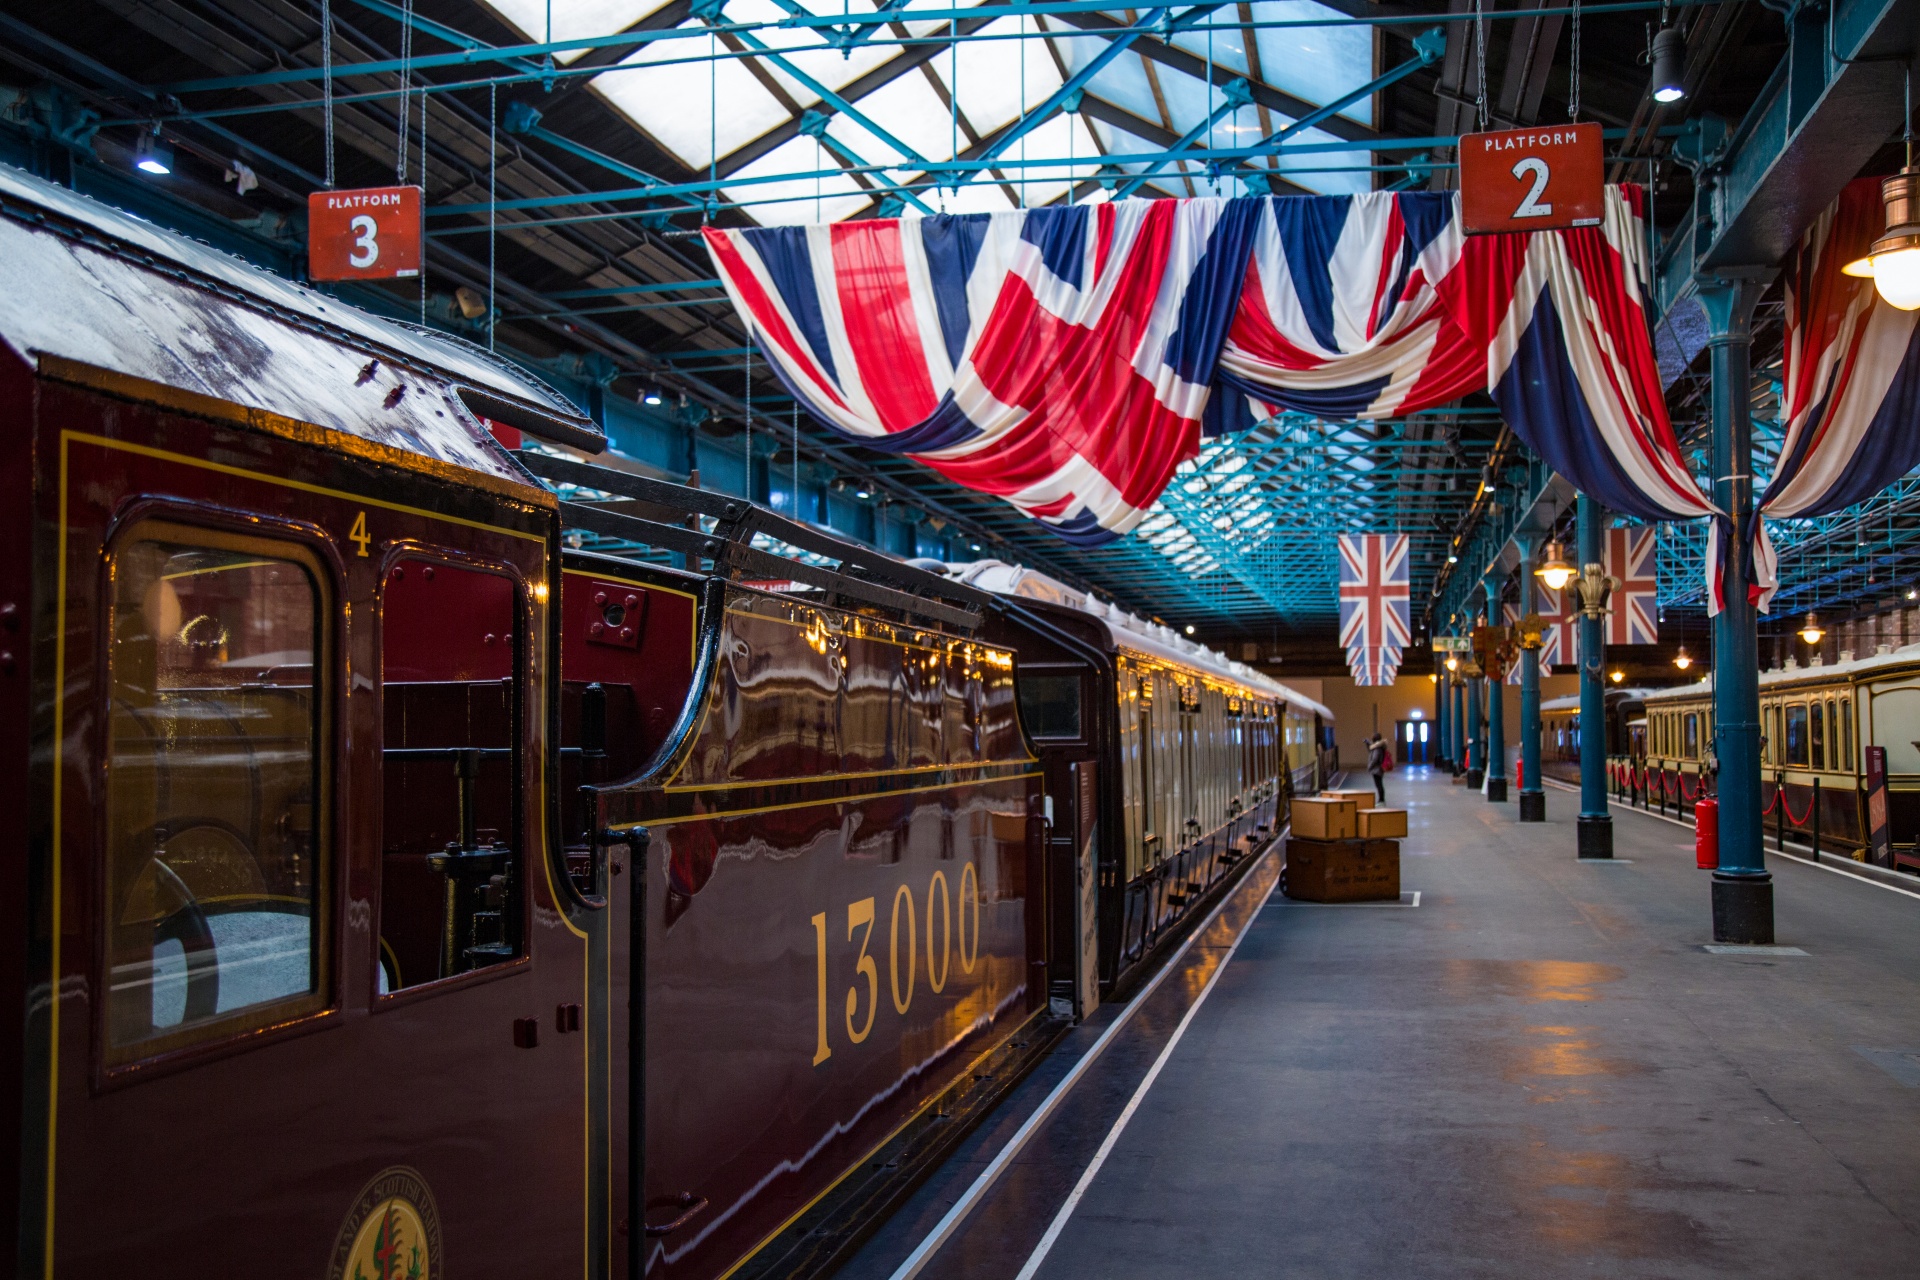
xmin=1752 ymin=178 xmax=1920 ymax=610
xmin=1538 ymin=583 xmax=1580 ymax=670
xmin=1349 ymin=648 xmax=1401 ymax=687
xmin=703 ymin=187 xmax=1679 ymax=547
xmin=1338 ymin=534 xmax=1410 ymax=682
xmin=1604 ymin=526 xmax=1659 ymax=645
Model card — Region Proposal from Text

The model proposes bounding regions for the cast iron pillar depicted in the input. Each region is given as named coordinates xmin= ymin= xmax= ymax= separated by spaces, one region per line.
xmin=1518 ymin=534 xmax=1546 ymax=821
xmin=1577 ymin=493 xmax=1612 ymax=858
xmin=1443 ymin=667 xmax=1459 ymax=775
xmin=1485 ymin=574 xmax=1508 ymax=802
xmin=1434 ymin=660 xmax=1450 ymax=771
xmin=1703 ymin=276 xmax=1773 ymax=943
xmin=1465 ymin=667 xmax=1484 ymax=788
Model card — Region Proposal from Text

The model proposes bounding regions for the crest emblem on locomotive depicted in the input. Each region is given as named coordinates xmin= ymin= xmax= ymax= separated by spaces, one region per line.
xmin=328 ymin=1167 xmax=442 ymax=1280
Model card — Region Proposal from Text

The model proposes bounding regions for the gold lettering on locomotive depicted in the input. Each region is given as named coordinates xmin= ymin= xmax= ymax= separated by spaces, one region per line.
xmin=328 ymin=1167 xmax=442 ymax=1280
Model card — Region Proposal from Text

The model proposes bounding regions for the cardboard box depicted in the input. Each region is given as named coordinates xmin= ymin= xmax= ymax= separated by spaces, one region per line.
xmin=1359 ymin=807 xmax=1408 ymax=839
xmin=1321 ymin=788 xmax=1375 ymax=811
xmin=1291 ymin=796 xmax=1356 ymax=841
xmin=1282 ymin=838 xmax=1400 ymax=902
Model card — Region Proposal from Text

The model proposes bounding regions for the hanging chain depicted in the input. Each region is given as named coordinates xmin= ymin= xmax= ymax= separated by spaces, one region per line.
xmin=1569 ymin=0 xmax=1582 ymax=121
xmin=1473 ymin=0 xmax=1488 ymax=131
xmin=488 ymin=80 xmax=497 ymax=352
xmin=321 ymin=0 xmax=335 ymax=187
xmin=395 ymin=0 xmax=414 ymax=181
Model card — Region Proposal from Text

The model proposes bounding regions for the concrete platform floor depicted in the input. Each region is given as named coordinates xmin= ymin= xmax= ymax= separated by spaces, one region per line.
xmin=843 ymin=767 xmax=1920 ymax=1279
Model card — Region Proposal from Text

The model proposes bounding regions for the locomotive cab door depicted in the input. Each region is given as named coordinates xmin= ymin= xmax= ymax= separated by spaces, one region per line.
xmin=32 ymin=390 xmax=600 ymax=1278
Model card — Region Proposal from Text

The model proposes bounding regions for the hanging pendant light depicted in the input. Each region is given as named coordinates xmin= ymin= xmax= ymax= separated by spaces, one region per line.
xmin=1844 ymin=71 xmax=1920 ymax=309
xmin=1535 ymin=540 xmax=1576 ymax=591
xmin=1650 ymin=26 xmax=1686 ymax=104
xmin=1673 ymin=646 xmax=1693 ymax=670
xmin=1798 ymin=612 xmax=1825 ymax=645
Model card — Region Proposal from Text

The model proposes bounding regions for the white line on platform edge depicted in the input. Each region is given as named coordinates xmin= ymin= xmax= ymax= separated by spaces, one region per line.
xmin=884 ymin=843 xmax=1279 ymax=1280
xmin=1540 ymin=778 xmax=1920 ymax=902
xmin=1012 ymin=873 xmax=1275 ymax=1280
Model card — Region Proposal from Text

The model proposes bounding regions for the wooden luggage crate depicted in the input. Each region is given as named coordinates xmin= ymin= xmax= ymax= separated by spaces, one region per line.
xmin=1358 ymin=807 xmax=1408 ymax=839
xmin=1291 ymin=796 xmax=1356 ymax=840
xmin=1282 ymin=837 xmax=1400 ymax=902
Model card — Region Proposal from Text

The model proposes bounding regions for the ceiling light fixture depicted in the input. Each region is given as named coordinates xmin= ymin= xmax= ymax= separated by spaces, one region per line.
xmin=1535 ymin=540 xmax=1576 ymax=591
xmin=1445 ymin=655 xmax=1459 ymax=672
xmin=1798 ymin=612 xmax=1825 ymax=645
xmin=1843 ymin=70 xmax=1920 ymax=309
xmin=1673 ymin=646 xmax=1693 ymax=671
xmin=134 ymin=130 xmax=173 ymax=176
xmin=1650 ymin=26 xmax=1686 ymax=103
xmin=1609 ymin=668 xmax=1626 ymax=684
xmin=641 ymin=388 xmax=663 ymax=406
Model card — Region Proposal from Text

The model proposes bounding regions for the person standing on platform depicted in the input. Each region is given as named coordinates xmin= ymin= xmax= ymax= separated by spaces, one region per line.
xmin=1365 ymin=732 xmax=1389 ymax=803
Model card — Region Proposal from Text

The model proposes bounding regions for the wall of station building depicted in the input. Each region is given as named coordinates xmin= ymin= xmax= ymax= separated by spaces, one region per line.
xmin=1302 ymin=674 xmax=1582 ymax=771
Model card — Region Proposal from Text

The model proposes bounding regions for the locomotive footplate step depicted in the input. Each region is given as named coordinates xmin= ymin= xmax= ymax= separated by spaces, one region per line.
xmin=843 ymin=768 xmax=1920 ymax=1279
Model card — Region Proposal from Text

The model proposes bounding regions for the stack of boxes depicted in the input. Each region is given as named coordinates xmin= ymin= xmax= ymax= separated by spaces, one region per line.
xmin=1283 ymin=790 xmax=1407 ymax=902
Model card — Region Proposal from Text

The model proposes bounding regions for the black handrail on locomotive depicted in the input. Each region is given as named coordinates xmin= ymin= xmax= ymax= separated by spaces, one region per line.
xmin=517 ymin=452 xmax=994 ymax=633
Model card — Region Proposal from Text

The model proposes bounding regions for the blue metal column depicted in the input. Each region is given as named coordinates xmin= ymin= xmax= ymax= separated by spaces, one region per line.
xmin=1451 ymin=665 xmax=1466 ymax=777
xmin=1465 ymin=664 xmax=1484 ymax=788
xmin=1577 ymin=494 xmax=1612 ymax=858
xmin=1702 ymin=277 xmax=1773 ymax=942
xmin=1434 ymin=660 xmax=1449 ymax=771
xmin=1518 ymin=534 xmax=1546 ymax=822
xmin=1485 ymin=573 xmax=1508 ymax=802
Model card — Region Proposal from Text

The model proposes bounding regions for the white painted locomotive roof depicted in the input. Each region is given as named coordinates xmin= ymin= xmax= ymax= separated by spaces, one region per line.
xmin=945 ymin=558 xmax=1334 ymax=721
xmin=0 ymin=163 xmax=597 ymax=483
xmin=1636 ymin=642 xmax=1920 ymax=704
xmin=1538 ymin=688 xmax=1661 ymax=713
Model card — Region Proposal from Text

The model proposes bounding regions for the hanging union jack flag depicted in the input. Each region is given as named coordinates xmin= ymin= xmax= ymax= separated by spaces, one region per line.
xmin=1350 ymin=647 xmax=1402 ymax=687
xmin=1339 ymin=534 xmax=1410 ymax=681
xmin=1604 ymin=526 xmax=1659 ymax=645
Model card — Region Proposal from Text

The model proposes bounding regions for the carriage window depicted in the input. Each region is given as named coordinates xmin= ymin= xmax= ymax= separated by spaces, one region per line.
xmin=1683 ymin=713 xmax=1698 ymax=759
xmin=1017 ymin=673 xmax=1082 ymax=739
xmin=1811 ymin=701 xmax=1827 ymax=771
xmin=1839 ymin=698 xmax=1853 ymax=771
xmin=105 ymin=531 xmax=325 ymax=1060
xmin=1785 ymin=703 xmax=1809 ymax=767
xmin=380 ymin=559 xmax=523 ymax=993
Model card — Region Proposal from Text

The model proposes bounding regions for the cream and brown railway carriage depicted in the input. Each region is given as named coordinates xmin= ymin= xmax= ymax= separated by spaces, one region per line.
xmin=1629 ymin=645 xmax=1920 ymax=869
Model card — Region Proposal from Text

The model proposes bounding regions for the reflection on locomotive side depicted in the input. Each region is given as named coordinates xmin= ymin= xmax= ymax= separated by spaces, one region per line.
xmin=569 ymin=571 xmax=1040 ymax=1280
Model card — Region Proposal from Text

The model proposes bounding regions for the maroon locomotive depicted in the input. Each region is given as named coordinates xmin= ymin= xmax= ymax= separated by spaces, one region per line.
xmin=0 ymin=161 xmax=1307 ymax=1278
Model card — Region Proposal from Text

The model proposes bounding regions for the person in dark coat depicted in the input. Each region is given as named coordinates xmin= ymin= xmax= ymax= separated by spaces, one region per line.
xmin=1365 ymin=732 xmax=1388 ymax=802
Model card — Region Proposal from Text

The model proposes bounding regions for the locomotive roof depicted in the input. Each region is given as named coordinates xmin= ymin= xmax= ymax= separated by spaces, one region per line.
xmin=1638 ymin=641 xmax=1920 ymax=703
xmin=0 ymin=163 xmax=600 ymax=487
xmin=944 ymin=559 xmax=1334 ymax=721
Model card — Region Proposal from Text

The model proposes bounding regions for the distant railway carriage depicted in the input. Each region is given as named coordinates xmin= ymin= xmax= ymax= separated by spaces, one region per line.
xmin=947 ymin=561 xmax=1335 ymax=1000
xmin=1539 ymin=689 xmax=1652 ymax=787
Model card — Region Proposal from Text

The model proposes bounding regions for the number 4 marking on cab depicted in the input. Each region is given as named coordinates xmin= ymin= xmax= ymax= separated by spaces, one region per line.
xmin=349 ymin=511 xmax=371 ymax=557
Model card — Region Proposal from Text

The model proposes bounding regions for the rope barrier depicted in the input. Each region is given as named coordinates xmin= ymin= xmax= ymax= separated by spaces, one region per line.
xmin=1761 ymin=787 xmax=1778 ymax=816
xmin=1778 ymin=787 xmax=1816 ymax=826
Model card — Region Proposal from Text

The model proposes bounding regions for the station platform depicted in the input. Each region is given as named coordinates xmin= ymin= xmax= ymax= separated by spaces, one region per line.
xmin=842 ymin=768 xmax=1920 ymax=1279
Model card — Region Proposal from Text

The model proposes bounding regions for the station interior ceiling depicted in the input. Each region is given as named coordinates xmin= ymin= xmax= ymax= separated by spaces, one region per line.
xmin=0 ymin=0 xmax=1914 ymax=677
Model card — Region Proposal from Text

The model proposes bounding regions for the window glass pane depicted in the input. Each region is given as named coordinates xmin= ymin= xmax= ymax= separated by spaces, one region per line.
xmin=1785 ymin=703 xmax=1809 ymax=766
xmin=107 ymin=537 xmax=322 ymax=1055
xmin=1840 ymin=698 xmax=1853 ymax=771
xmin=1017 ymin=673 xmax=1082 ymax=739
xmin=1683 ymin=713 xmax=1698 ymax=758
xmin=1811 ymin=701 xmax=1827 ymax=770
xmin=381 ymin=560 xmax=523 ymax=992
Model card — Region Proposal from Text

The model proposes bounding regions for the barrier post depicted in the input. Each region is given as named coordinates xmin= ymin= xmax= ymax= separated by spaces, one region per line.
xmin=1811 ymin=776 xmax=1821 ymax=859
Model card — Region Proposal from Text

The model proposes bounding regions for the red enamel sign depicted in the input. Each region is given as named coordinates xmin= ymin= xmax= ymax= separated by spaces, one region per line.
xmin=1459 ymin=123 xmax=1603 ymax=235
xmin=307 ymin=185 xmax=423 ymax=281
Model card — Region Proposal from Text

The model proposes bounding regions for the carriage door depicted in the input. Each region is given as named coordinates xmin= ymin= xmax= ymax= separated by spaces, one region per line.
xmin=42 ymin=421 xmax=587 ymax=1278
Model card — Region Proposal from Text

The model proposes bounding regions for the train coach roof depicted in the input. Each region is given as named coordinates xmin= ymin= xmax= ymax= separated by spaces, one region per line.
xmin=0 ymin=163 xmax=601 ymax=483
xmin=1539 ymin=688 xmax=1660 ymax=713
xmin=944 ymin=559 xmax=1334 ymax=721
xmin=1637 ymin=642 xmax=1920 ymax=702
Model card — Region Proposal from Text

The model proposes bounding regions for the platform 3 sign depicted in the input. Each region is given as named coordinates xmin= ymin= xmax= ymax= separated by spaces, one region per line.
xmin=308 ymin=185 xmax=423 ymax=281
xmin=1459 ymin=123 xmax=1603 ymax=235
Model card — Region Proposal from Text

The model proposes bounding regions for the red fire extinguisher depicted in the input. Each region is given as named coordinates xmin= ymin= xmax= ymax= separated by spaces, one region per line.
xmin=1695 ymin=797 xmax=1719 ymax=870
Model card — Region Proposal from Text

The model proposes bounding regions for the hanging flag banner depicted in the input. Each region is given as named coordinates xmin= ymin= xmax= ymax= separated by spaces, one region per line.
xmin=1458 ymin=123 xmax=1604 ymax=235
xmin=1538 ymin=582 xmax=1580 ymax=670
xmin=1604 ymin=526 xmax=1659 ymax=645
xmin=704 ymin=186 xmax=1685 ymax=548
xmin=308 ymin=185 xmax=423 ymax=282
xmin=1338 ymin=534 xmax=1410 ymax=682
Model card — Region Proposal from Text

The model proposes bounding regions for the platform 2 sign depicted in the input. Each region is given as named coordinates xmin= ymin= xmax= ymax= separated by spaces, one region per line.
xmin=1459 ymin=123 xmax=1603 ymax=235
xmin=308 ymin=185 xmax=423 ymax=281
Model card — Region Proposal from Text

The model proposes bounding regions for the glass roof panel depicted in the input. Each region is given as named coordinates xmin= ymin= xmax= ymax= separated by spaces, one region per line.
xmin=1166 ymin=13 xmax=1253 ymax=82
xmin=1082 ymin=55 xmax=1160 ymax=131
xmin=594 ymin=29 xmax=789 ymax=170
xmin=726 ymin=0 xmax=904 ymax=104
xmin=823 ymin=73 xmax=956 ymax=170
xmin=932 ymin=16 xmax=1063 ymax=138
xmin=722 ymin=136 xmax=872 ymax=224
xmin=1249 ymin=1 xmax=1375 ymax=125
xmin=477 ymin=0 xmax=676 ymax=64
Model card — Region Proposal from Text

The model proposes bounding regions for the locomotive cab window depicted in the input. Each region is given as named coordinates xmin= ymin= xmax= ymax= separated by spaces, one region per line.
xmin=379 ymin=558 xmax=525 ymax=994
xmin=104 ymin=526 xmax=328 ymax=1061
xmin=1017 ymin=672 xmax=1082 ymax=739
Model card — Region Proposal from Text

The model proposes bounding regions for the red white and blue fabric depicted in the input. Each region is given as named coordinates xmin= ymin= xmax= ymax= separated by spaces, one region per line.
xmin=1537 ymin=583 xmax=1579 ymax=670
xmin=1752 ymin=178 xmax=1920 ymax=611
xmin=1603 ymin=526 xmax=1659 ymax=645
xmin=704 ymin=186 xmax=1690 ymax=549
xmin=1349 ymin=647 xmax=1400 ymax=687
xmin=1338 ymin=534 xmax=1410 ymax=680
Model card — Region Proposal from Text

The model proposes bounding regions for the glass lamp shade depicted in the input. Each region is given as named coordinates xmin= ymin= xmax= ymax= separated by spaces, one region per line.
xmin=1798 ymin=612 xmax=1825 ymax=645
xmin=1842 ymin=170 xmax=1920 ymax=310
